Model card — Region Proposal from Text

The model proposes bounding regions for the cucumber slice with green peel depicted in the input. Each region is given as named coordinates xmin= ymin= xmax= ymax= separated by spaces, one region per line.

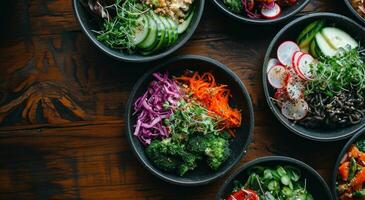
xmin=145 ymin=12 xmax=166 ymax=52
xmin=315 ymin=33 xmax=337 ymax=57
xmin=159 ymin=16 xmax=172 ymax=48
xmin=178 ymin=9 xmax=194 ymax=34
xmin=315 ymin=39 xmax=325 ymax=59
xmin=321 ymin=27 xmax=358 ymax=50
xmin=309 ymin=39 xmax=318 ymax=58
xmin=298 ymin=20 xmax=325 ymax=49
xmin=185 ymin=5 xmax=194 ymax=19
xmin=167 ymin=18 xmax=178 ymax=44
xmin=138 ymin=15 xmax=158 ymax=49
xmin=133 ymin=15 xmax=149 ymax=46
xmin=297 ymin=20 xmax=321 ymax=43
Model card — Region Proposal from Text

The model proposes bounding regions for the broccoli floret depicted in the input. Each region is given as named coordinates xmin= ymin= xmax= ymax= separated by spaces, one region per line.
xmin=145 ymin=138 xmax=201 ymax=176
xmin=223 ymin=0 xmax=243 ymax=13
xmin=188 ymin=134 xmax=231 ymax=170
xmin=205 ymin=136 xmax=230 ymax=170
xmin=188 ymin=135 xmax=209 ymax=154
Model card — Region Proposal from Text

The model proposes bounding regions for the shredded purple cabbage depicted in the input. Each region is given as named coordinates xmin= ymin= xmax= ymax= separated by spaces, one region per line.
xmin=133 ymin=72 xmax=181 ymax=145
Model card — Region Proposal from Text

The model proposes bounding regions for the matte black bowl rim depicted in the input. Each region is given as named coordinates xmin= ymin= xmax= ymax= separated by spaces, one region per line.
xmin=343 ymin=0 xmax=365 ymax=25
xmin=72 ymin=0 xmax=205 ymax=63
xmin=125 ymin=55 xmax=255 ymax=186
xmin=332 ymin=127 xmax=365 ymax=200
xmin=215 ymin=156 xmax=332 ymax=200
xmin=211 ymin=0 xmax=311 ymax=24
xmin=262 ymin=12 xmax=365 ymax=142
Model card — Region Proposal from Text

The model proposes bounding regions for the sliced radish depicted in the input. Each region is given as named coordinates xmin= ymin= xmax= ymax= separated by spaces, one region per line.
xmin=281 ymin=99 xmax=309 ymax=120
xmin=267 ymin=65 xmax=287 ymax=89
xmin=297 ymin=54 xmax=315 ymax=80
xmin=261 ymin=3 xmax=281 ymax=19
xmin=293 ymin=64 xmax=306 ymax=80
xmin=267 ymin=58 xmax=280 ymax=72
xmin=292 ymin=51 xmax=304 ymax=69
xmin=277 ymin=41 xmax=300 ymax=67
xmin=286 ymin=76 xmax=304 ymax=100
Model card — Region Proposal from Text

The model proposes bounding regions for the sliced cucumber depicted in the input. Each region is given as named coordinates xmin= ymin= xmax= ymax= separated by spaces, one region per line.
xmin=159 ymin=16 xmax=172 ymax=48
xmin=147 ymin=13 xmax=166 ymax=51
xmin=321 ymin=27 xmax=358 ymax=50
xmin=315 ymin=39 xmax=325 ymax=59
xmin=167 ymin=18 xmax=178 ymax=45
xmin=138 ymin=15 xmax=158 ymax=50
xmin=315 ymin=33 xmax=337 ymax=57
xmin=133 ymin=15 xmax=149 ymax=46
xmin=178 ymin=8 xmax=194 ymax=34
xmin=298 ymin=20 xmax=325 ymax=49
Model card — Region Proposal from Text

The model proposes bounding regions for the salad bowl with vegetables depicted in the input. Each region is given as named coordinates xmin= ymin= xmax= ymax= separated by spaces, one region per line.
xmin=125 ymin=55 xmax=254 ymax=185
xmin=211 ymin=0 xmax=310 ymax=24
xmin=73 ymin=0 xmax=204 ymax=62
xmin=263 ymin=13 xmax=365 ymax=141
xmin=334 ymin=128 xmax=365 ymax=199
xmin=216 ymin=156 xmax=332 ymax=200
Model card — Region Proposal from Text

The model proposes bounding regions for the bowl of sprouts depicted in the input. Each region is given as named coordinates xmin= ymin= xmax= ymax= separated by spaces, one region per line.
xmin=263 ymin=12 xmax=365 ymax=141
xmin=125 ymin=55 xmax=254 ymax=185
xmin=73 ymin=0 xmax=204 ymax=62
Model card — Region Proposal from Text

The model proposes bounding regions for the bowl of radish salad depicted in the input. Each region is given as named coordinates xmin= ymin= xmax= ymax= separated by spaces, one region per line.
xmin=263 ymin=13 xmax=365 ymax=141
xmin=73 ymin=0 xmax=204 ymax=62
xmin=211 ymin=0 xmax=310 ymax=24
xmin=126 ymin=55 xmax=254 ymax=185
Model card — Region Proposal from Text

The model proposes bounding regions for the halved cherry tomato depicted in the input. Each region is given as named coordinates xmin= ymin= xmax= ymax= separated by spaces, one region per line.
xmin=227 ymin=189 xmax=259 ymax=200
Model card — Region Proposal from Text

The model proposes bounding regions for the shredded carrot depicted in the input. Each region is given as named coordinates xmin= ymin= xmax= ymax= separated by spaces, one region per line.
xmin=175 ymin=72 xmax=242 ymax=131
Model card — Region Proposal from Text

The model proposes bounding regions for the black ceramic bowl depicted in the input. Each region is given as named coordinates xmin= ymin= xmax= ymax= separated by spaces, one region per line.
xmin=332 ymin=127 xmax=365 ymax=199
xmin=72 ymin=0 xmax=205 ymax=62
xmin=344 ymin=0 xmax=365 ymax=25
xmin=263 ymin=13 xmax=365 ymax=141
xmin=211 ymin=0 xmax=310 ymax=25
xmin=125 ymin=55 xmax=254 ymax=185
xmin=216 ymin=156 xmax=332 ymax=200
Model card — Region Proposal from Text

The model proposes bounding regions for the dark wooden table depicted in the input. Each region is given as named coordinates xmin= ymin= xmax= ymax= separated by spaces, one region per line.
xmin=0 ymin=0 xmax=358 ymax=199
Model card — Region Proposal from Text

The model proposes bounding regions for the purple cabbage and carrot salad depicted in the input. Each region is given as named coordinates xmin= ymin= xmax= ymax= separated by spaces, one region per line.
xmin=133 ymin=71 xmax=242 ymax=176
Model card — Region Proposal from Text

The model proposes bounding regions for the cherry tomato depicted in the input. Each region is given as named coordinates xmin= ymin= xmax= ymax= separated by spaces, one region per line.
xmin=227 ymin=189 xmax=259 ymax=200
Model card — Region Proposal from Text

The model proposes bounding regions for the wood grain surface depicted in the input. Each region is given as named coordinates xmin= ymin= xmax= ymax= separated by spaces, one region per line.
xmin=0 ymin=0 xmax=358 ymax=199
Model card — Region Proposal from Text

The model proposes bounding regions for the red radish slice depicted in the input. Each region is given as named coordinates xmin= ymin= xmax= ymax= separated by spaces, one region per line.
xmin=293 ymin=59 xmax=307 ymax=80
xmin=297 ymin=54 xmax=315 ymax=80
xmin=281 ymin=99 xmax=309 ymax=120
xmin=292 ymin=51 xmax=304 ymax=69
xmin=277 ymin=41 xmax=300 ymax=67
xmin=286 ymin=76 xmax=304 ymax=100
xmin=267 ymin=65 xmax=287 ymax=89
xmin=267 ymin=58 xmax=280 ymax=72
xmin=261 ymin=3 xmax=281 ymax=19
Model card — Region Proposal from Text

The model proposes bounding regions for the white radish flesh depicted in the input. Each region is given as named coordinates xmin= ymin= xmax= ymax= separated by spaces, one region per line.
xmin=261 ymin=3 xmax=282 ymax=19
xmin=281 ymin=99 xmax=309 ymax=120
xmin=268 ymin=65 xmax=287 ymax=89
xmin=286 ymin=76 xmax=304 ymax=100
xmin=277 ymin=41 xmax=300 ymax=67
xmin=297 ymin=54 xmax=315 ymax=80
